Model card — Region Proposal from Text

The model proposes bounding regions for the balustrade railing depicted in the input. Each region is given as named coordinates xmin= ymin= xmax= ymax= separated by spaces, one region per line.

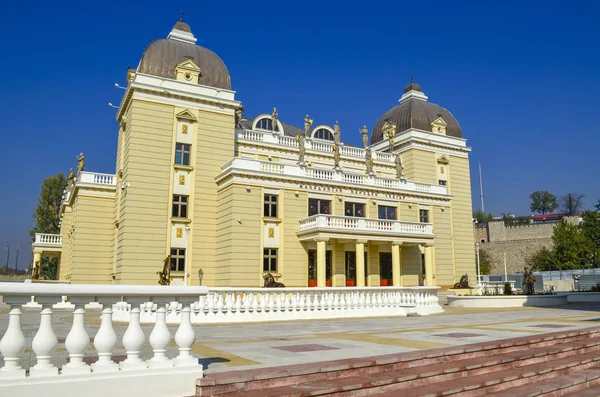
xmin=110 ymin=286 xmax=442 ymax=325
xmin=305 ymin=168 xmax=334 ymax=180
xmin=0 ymin=283 xmax=205 ymax=396
xmin=79 ymin=172 xmax=116 ymax=186
xmin=299 ymin=214 xmax=433 ymax=236
xmin=34 ymin=233 xmax=62 ymax=245
xmin=260 ymin=162 xmax=284 ymax=173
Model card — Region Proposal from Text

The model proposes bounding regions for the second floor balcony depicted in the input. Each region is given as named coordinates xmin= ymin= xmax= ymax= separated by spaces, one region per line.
xmin=297 ymin=214 xmax=434 ymax=243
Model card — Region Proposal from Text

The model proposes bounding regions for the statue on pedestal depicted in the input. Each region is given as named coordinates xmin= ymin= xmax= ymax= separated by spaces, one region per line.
xmin=32 ymin=261 xmax=40 ymax=280
xmin=67 ymin=168 xmax=75 ymax=183
xmin=263 ymin=273 xmax=285 ymax=288
xmin=235 ymin=107 xmax=243 ymax=128
xmin=523 ymin=266 xmax=536 ymax=295
xmin=395 ymin=153 xmax=404 ymax=179
xmin=333 ymin=121 xmax=341 ymax=145
xmin=271 ymin=107 xmax=279 ymax=132
xmin=304 ymin=114 xmax=313 ymax=138
xmin=157 ymin=255 xmax=172 ymax=285
xmin=297 ymin=135 xmax=306 ymax=165
xmin=453 ymin=274 xmax=470 ymax=289
xmin=365 ymin=146 xmax=374 ymax=175
xmin=76 ymin=153 xmax=85 ymax=175
xmin=333 ymin=144 xmax=341 ymax=170
xmin=360 ymin=125 xmax=369 ymax=148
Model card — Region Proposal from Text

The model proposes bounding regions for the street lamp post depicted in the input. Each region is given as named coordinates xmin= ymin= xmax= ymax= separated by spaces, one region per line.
xmin=14 ymin=245 xmax=22 ymax=273
xmin=475 ymin=242 xmax=481 ymax=287
xmin=4 ymin=242 xmax=9 ymax=273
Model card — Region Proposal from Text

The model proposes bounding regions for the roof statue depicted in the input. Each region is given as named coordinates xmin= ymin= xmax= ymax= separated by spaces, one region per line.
xmin=304 ymin=114 xmax=313 ymax=138
xmin=235 ymin=107 xmax=243 ymax=128
xmin=67 ymin=168 xmax=75 ymax=182
xmin=296 ymin=135 xmax=306 ymax=165
xmin=365 ymin=146 xmax=374 ymax=175
xmin=271 ymin=107 xmax=279 ymax=132
xmin=76 ymin=153 xmax=85 ymax=175
xmin=333 ymin=144 xmax=341 ymax=170
xmin=360 ymin=125 xmax=369 ymax=148
xmin=395 ymin=153 xmax=404 ymax=179
xmin=333 ymin=121 xmax=341 ymax=145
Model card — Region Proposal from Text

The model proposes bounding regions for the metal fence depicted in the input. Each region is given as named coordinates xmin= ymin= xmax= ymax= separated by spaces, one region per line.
xmin=485 ymin=268 xmax=600 ymax=292
xmin=484 ymin=274 xmax=544 ymax=293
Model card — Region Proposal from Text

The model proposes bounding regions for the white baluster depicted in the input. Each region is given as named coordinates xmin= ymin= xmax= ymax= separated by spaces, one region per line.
xmin=206 ymin=294 xmax=215 ymax=318
xmin=174 ymin=304 xmax=198 ymax=367
xmin=234 ymin=294 xmax=242 ymax=316
xmin=30 ymin=306 xmax=58 ymax=377
xmin=225 ymin=293 xmax=233 ymax=317
xmin=268 ymin=294 xmax=275 ymax=313
xmin=92 ymin=307 xmax=119 ymax=372
xmin=0 ymin=307 xmax=26 ymax=378
xmin=215 ymin=294 xmax=224 ymax=317
xmin=196 ymin=295 xmax=206 ymax=319
xmin=62 ymin=305 xmax=91 ymax=375
xmin=147 ymin=305 xmax=173 ymax=368
xmin=120 ymin=308 xmax=147 ymax=370
xmin=260 ymin=293 xmax=268 ymax=314
xmin=250 ymin=294 xmax=259 ymax=315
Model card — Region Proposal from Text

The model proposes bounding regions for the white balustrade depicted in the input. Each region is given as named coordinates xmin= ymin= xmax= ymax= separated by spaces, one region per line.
xmin=415 ymin=183 xmax=432 ymax=193
xmin=0 ymin=283 xmax=205 ymax=397
xmin=260 ymin=162 xmax=284 ymax=173
xmin=340 ymin=146 xmax=365 ymax=158
xmin=239 ymin=129 xmax=264 ymax=142
xmin=34 ymin=233 xmax=62 ymax=245
xmin=343 ymin=173 xmax=366 ymax=184
xmin=307 ymin=140 xmax=334 ymax=153
xmin=299 ymin=214 xmax=433 ymax=236
xmin=375 ymin=152 xmax=394 ymax=162
xmin=305 ymin=168 xmax=334 ymax=180
xmin=79 ymin=172 xmax=116 ymax=186
xmin=277 ymin=135 xmax=299 ymax=147
xmin=374 ymin=177 xmax=399 ymax=188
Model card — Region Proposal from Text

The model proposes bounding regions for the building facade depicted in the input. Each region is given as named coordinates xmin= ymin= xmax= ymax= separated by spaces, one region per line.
xmin=32 ymin=20 xmax=476 ymax=288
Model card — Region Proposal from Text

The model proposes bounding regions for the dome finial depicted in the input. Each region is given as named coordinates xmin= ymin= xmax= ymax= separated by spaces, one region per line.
xmin=180 ymin=11 xmax=184 ymax=22
xmin=410 ymin=74 xmax=414 ymax=83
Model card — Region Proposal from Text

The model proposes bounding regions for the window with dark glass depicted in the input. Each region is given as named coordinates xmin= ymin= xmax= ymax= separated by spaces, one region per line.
xmin=172 ymin=195 xmax=188 ymax=218
xmin=264 ymin=194 xmax=278 ymax=218
xmin=439 ymin=180 xmax=447 ymax=186
xmin=344 ymin=202 xmax=365 ymax=217
xmin=308 ymin=250 xmax=332 ymax=280
xmin=256 ymin=118 xmax=273 ymax=131
xmin=378 ymin=205 xmax=397 ymax=220
xmin=170 ymin=248 xmax=185 ymax=272
xmin=263 ymin=248 xmax=277 ymax=272
xmin=175 ymin=143 xmax=191 ymax=165
xmin=308 ymin=198 xmax=331 ymax=216
xmin=313 ymin=128 xmax=334 ymax=141
xmin=420 ymin=209 xmax=430 ymax=223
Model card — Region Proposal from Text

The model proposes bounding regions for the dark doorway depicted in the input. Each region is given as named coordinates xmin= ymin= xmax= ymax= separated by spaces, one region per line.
xmin=379 ymin=252 xmax=393 ymax=286
xmin=308 ymin=250 xmax=332 ymax=287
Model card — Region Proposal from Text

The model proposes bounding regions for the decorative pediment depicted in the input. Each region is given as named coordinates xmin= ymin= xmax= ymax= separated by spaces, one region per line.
xmin=175 ymin=58 xmax=201 ymax=82
xmin=176 ymin=58 xmax=201 ymax=72
xmin=431 ymin=116 xmax=447 ymax=134
xmin=381 ymin=120 xmax=397 ymax=138
xmin=175 ymin=109 xmax=197 ymax=122
xmin=437 ymin=155 xmax=449 ymax=164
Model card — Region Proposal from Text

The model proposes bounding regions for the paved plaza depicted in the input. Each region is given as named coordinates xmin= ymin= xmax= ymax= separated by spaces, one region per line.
xmin=1 ymin=303 xmax=600 ymax=374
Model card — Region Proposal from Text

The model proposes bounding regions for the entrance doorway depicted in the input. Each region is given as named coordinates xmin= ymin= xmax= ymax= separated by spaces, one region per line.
xmin=379 ymin=252 xmax=393 ymax=286
xmin=308 ymin=250 xmax=332 ymax=287
xmin=345 ymin=252 xmax=368 ymax=286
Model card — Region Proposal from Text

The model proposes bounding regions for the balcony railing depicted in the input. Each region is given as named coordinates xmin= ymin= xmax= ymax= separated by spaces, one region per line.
xmin=238 ymin=129 xmax=394 ymax=161
xmin=299 ymin=214 xmax=434 ymax=236
xmin=34 ymin=233 xmax=62 ymax=246
xmin=223 ymin=158 xmax=447 ymax=196
xmin=78 ymin=171 xmax=117 ymax=186
xmin=0 ymin=283 xmax=206 ymax=396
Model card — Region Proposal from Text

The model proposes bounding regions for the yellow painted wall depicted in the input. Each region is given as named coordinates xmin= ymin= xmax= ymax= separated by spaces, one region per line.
xmin=367 ymin=243 xmax=379 ymax=286
xmin=401 ymin=245 xmax=422 ymax=286
xmin=281 ymin=190 xmax=308 ymax=286
xmin=191 ymin=110 xmax=236 ymax=286
xmin=448 ymin=156 xmax=477 ymax=281
xmin=69 ymin=193 xmax=114 ymax=284
xmin=402 ymin=149 xmax=437 ymax=184
xmin=116 ymin=99 xmax=173 ymax=284
xmin=399 ymin=202 xmax=418 ymax=222
xmin=433 ymin=207 xmax=454 ymax=286
xmin=333 ymin=242 xmax=345 ymax=286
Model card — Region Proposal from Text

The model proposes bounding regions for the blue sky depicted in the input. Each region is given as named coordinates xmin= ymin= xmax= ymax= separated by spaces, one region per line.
xmin=0 ymin=1 xmax=599 ymax=268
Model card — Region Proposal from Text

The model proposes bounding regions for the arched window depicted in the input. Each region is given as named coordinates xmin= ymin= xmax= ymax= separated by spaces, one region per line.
xmin=313 ymin=128 xmax=334 ymax=141
xmin=255 ymin=118 xmax=274 ymax=131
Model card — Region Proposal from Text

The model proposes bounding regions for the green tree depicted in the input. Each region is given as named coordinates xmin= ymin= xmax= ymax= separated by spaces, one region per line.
xmin=552 ymin=220 xmax=591 ymax=270
xmin=580 ymin=210 xmax=600 ymax=267
xmin=473 ymin=210 xmax=493 ymax=224
xmin=528 ymin=247 xmax=556 ymax=271
xmin=478 ymin=247 xmax=492 ymax=275
xmin=595 ymin=199 xmax=600 ymax=212
xmin=29 ymin=173 xmax=67 ymax=279
xmin=529 ymin=190 xmax=558 ymax=215
xmin=559 ymin=193 xmax=585 ymax=216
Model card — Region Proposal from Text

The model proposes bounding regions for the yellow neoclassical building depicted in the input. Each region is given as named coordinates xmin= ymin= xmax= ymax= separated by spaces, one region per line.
xmin=32 ymin=19 xmax=476 ymax=288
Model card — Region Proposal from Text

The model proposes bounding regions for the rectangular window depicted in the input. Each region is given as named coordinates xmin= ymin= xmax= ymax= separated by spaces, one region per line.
xmin=174 ymin=143 xmax=191 ymax=166
xmin=170 ymin=248 xmax=185 ymax=272
xmin=263 ymin=248 xmax=278 ymax=272
xmin=420 ymin=209 xmax=430 ymax=223
xmin=308 ymin=198 xmax=331 ymax=216
xmin=439 ymin=180 xmax=447 ymax=186
xmin=378 ymin=205 xmax=397 ymax=220
xmin=264 ymin=194 xmax=278 ymax=218
xmin=344 ymin=202 xmax=365 ymax=217
xmin=172 ymin=195 xmax=188 ymax=218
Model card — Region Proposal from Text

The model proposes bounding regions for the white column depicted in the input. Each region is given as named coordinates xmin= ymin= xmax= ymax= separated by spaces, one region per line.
xmin=0 ymin=307 xmax=26 ymax=379
xmin=30 ymin=305 xmax=59 ymax=377
xmin=174 ymin=302 xmax=198 ymax=367
xmin=392 ymin=242 xmax=402 ymax=287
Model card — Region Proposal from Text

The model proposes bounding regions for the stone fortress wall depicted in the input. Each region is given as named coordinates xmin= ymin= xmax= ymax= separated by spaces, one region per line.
xmin=478 ymin=217 xmax=579 ymax=274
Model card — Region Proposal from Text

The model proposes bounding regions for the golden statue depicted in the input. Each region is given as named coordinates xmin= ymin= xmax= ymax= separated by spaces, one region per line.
xmin=32 ymin=261 xmax=41 ymax=280
xmin=360 ymin=125 xmax=369 ymax=148
xmin=157 ymin=255 xmax=172 ymax=285
xmin=67 ymin=168 xmax=75 ymax=182
xmin=76 ymin=153 xmax=85 ymax=175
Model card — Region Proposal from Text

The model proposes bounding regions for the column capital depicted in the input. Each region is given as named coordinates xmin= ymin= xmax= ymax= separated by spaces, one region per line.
xmin=313 ymin=237 xmax=330 ymax=243
xmin=391 ymin=241 xmax=403 ymax=247
xmin=355 ymin=239 xmax=368 ymax=245
xmin=421 ymin=242 xmax=435 ymax=247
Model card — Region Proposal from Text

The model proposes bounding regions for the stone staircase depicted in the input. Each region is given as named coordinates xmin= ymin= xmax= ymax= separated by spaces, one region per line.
xmin=196 ymin=327 xmax=600 ymax=396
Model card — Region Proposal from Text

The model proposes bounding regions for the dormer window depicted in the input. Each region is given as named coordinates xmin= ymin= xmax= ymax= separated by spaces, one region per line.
xmin=430 ymin=116 xmax=447 ymax=134
xmin=312 ymin=128 xmax=334 ymax=141
xmin=255 ymin=118 xmax=274 ymax=131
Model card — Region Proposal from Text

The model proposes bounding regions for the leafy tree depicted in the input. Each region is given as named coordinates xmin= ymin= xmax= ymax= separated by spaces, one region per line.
xmin=478 ymin=247 xmax=492 ymax=275
xmin=29 ymin=173 xmax=67 ymax=279
xmin=528 ymin=247 xmax=556 ymax=271
xmin=595 ymin=199 xmax=600 ymax=212
xmin=551 ymin=220 xmax=591 ymax=270
xmin=559 ymin=193 xmax=585 ymax=216
xmin=473 ymin=210 xmax=493 ymax=224
xmin=529 ymin=190 xmax=558 ymax=215
xmin=580 ymin=210 xmax=600 ymax=267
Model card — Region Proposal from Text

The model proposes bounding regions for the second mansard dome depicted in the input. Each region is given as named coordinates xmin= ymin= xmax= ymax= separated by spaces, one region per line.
xmin=371 ymin=82 xmax=462 ymax=144
xmin=136 ymin=20 xmax=231 ymax=90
